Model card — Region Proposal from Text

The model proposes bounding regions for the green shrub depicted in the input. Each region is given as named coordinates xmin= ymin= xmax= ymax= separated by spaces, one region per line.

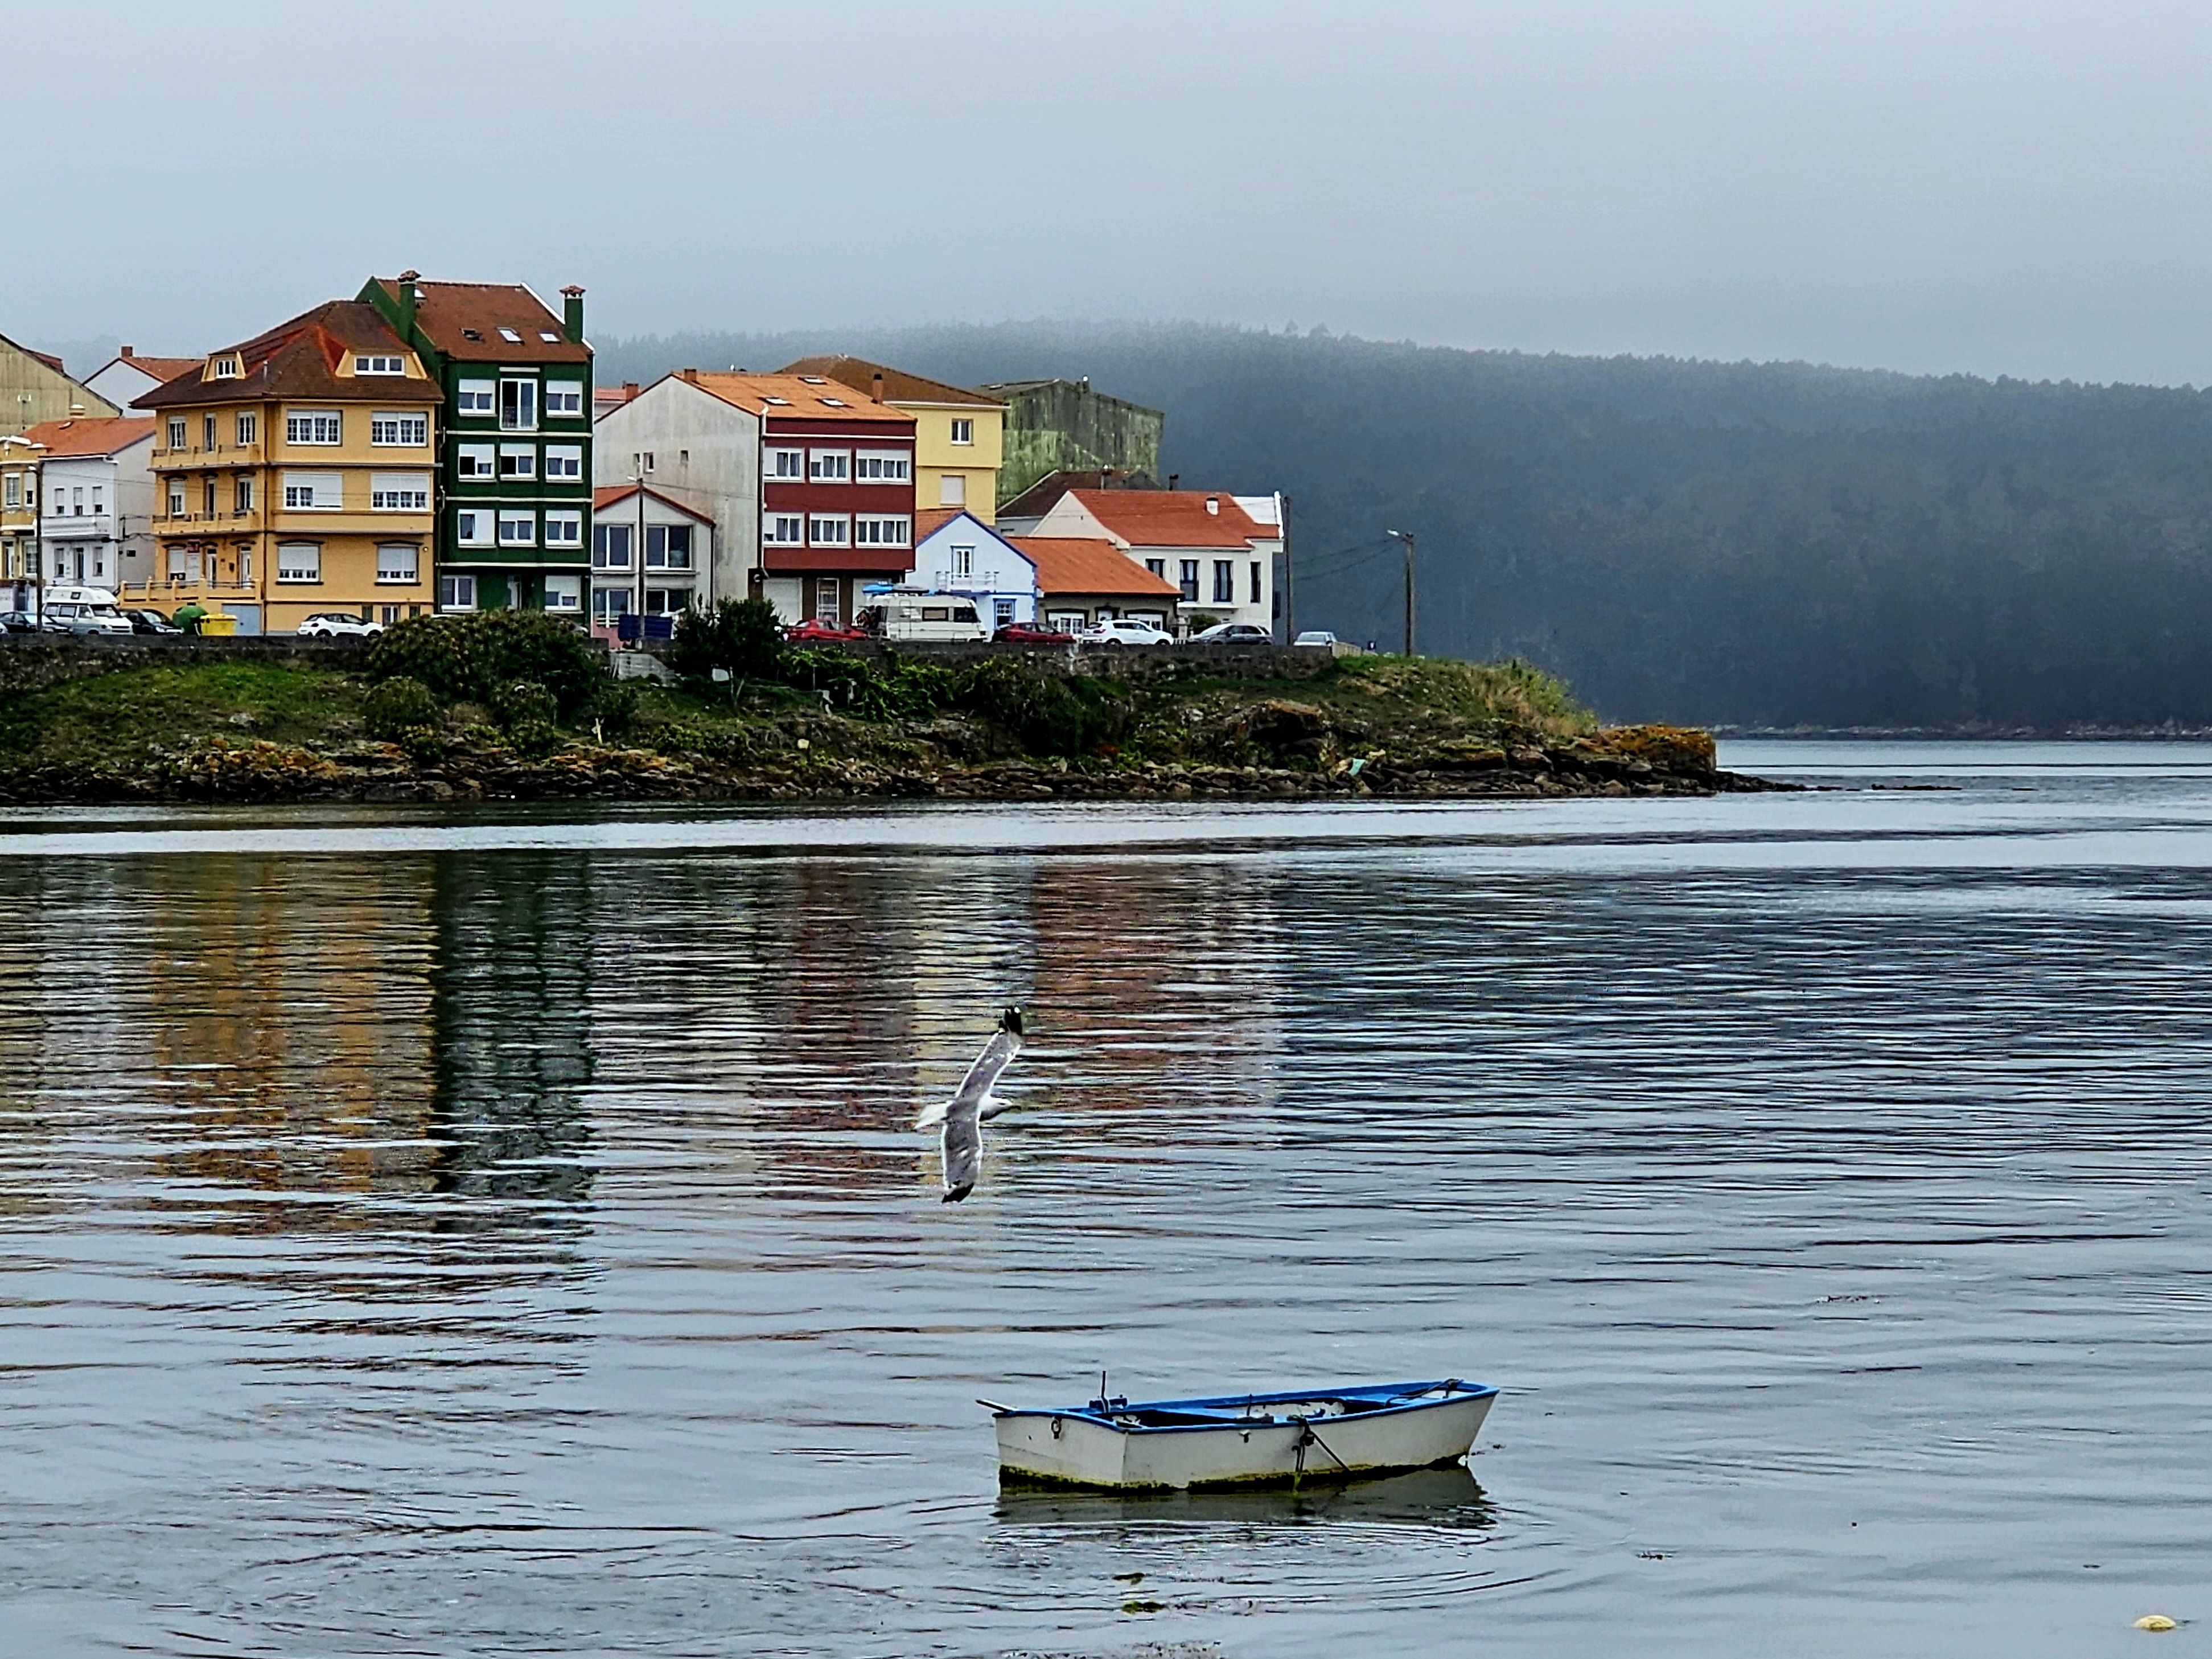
xmin=953 ymin=657 xmax=1132 ymax=755
xmin=492 ymin=679 xmax=558 ymax=728
xmin=505 ymin=717 xmax=564 ymax=758
xmin=667 ymin=598 xmax=787 ymax=687
xmin=586 ymin=679 xmax=640 ymax=738
xmin=366 ymin=611 xmax=606 ymax=720
xmin=363 ymin=676 xmax=443 ymax=740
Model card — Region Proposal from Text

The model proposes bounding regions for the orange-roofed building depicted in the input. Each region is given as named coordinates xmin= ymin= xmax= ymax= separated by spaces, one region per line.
xmin=1012 ymin=534 xmax=1183 ymax=634
xmin=18 ymin=416 xmax=158 ymax=594
xmin=594 ymin=369 xmax=916 ymax=629
xmin=1027 ymin=487 xmax=1282 ymax=637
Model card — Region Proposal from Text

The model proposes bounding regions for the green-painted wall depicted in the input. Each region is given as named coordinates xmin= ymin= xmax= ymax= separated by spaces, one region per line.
xmin=988 ymin=380 xmax=1165 ymax=504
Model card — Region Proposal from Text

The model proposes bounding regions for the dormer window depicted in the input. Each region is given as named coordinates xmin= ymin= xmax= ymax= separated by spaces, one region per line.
xmin=209 ymin=355 xmax=240 ymax=379
xmin=499 ymin=328 xmax=523 ymax=344
xmin=355 ymin=354 xmax=405 ymax=375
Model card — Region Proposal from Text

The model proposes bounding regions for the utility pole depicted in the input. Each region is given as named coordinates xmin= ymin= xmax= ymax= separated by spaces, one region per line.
xmin=1278 ymin=490 xmax=1293 ymax=642
xmin=1387 ymin=527 xmax=1416 ymax=656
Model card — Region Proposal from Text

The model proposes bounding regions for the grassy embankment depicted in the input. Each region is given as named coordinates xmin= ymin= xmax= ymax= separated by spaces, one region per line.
xmin=0 ymin=611 xmax=1722 ymax=802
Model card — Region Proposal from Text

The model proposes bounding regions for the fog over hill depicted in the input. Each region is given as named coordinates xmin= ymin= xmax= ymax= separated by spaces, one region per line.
xmin=597 ymin=323 xmax=2212 ymax=730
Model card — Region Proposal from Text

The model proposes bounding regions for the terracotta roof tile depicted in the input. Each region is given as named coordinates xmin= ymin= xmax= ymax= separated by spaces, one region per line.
xmin=779 ymin=356 xmax=1002 ymax=409
xmin=1009 ymin=536 xmax=1181 ymax=599
xmin=17 ymin=416 xmax=157 ymax=457
xmin=137 ymin=301 xmax=441 ymax=410
xmin=679 ymin=372 xmax=914 ymax=426
xmin=912 ymin=507 xmax=972 ymax=540
xmin=1066 ymin=488 xmax=1267 ymax=550
xmin=365 ymin=278 xmax=590 ymax=364
xmin=101 ymin=354 xmax=202 ymax=386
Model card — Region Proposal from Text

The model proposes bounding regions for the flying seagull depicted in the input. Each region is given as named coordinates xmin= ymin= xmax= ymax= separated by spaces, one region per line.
xmin=915 ymin=1007 xmax=1025 ymax=1203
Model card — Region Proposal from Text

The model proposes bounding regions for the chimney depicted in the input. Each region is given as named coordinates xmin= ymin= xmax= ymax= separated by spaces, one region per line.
xmin=561 ymin=284 xmax=586 ymax=344
xmin=871 ymin=369 xmax=885 ymax=404
xmin=680 ymin=368 xmax=700 ymax=384
xmin=623 ymin=381 xmax=639 ymax=399
xmin=396 ymin=269 xmax=420 ymax=334
xmin=121 ymin=346 xmax=135 ymax=360
xmin=1206 ymin=495 xmax=1219 ymax=515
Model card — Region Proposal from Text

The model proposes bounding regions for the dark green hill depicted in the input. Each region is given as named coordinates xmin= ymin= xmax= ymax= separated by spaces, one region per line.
xmin=597 ymin=323 xmax=2212 ymax=729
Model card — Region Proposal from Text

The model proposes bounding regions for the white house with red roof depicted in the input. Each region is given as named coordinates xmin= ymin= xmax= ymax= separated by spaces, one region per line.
xmin=589 ymin=483 xmax=713 ymax=638
xmin=83 ymin=348 xmax=203 ymax=413
xmin=20 ymin=415 xmax=157 ymax=592
xmin=1026 ymin=487 xmax=1280 ymax=637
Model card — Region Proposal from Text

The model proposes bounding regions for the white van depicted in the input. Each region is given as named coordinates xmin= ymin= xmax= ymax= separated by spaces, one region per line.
xmin=858 ymin=588 xmax=992 ymax=643
xmin=40 ymin=586 xmax=134 ymax=637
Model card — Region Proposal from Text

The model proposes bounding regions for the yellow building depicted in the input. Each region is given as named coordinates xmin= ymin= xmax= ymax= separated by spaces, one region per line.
xmin=780 ymin=356 xmax=1005 ymax=523
xmin=135 ymin=301 xmax=440 ymax=634
xmin=1 ymin=432 xmax=41 ymax=596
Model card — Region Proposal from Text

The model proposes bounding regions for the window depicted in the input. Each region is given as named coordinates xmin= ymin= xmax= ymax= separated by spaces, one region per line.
xmin=765 ymin=447 xmax=804 ymax=480
xmin=211 ymin=355 xmax=240 ymax=379
xmin=236 ymin=413 xmax=256 ymax=445
xmin=167 ymin=418 xmax=187 ymax=450
xmin=807 ymin=448 xmax=850 ymax=482
xmin=807 ymin=514 xmax=849 ymax=546
xmin=355 ymin=354 xmax=405 ymax=375
xmin=371 ymin=412 xmax=427 ymax=446
xmin=286 ymin=410 xmax=342 ymax=445
xmin=633 ymin=450 xmax=655 ymax=473
xmin=1046 ymin=610 xmax=1088 ymax=632
xmin=371 ymin=473 xmax=430 ymax=511
xmin=592 ymin=586 xmax=632 ymax=621
xmin=544 ymin=511 xmax=583 ymax=547
xmin=456 ymin=442 xmax=495 ymax=479
xmin=853 ymin=514 xmax=910 ymax=547
xmin=644 ymin=587 xmax=691 ymax=616
xmin=376 ymin=543 xmax=419 ymax=583
xmin=951 ymin=544 xmax=975 ymax=578
xmin=1251 ymin=560 xmax=1262 ymax=603
xmin=1179 ymin=560 xmax=1199 ymax=602
xmin=1214 ymin=560 xmax=1234 ymax=603
xmin=542 ymin=573 xmax=582 ymax=611
xmin=855 ymin=450 xmax=910 ymax=482
xmin=540 ymin=331 xmax=561 ymax=344
xmin=762 ymin=513 xmax=804 ymax=545
xmin=498 ymin=511 xmax=535 ymax=546
xmin=593 ymin=524 xmax=632 ymax=569
xmin=761 ymin=395 xmax=791 ymax=406
xmin=1145 ymin=557 xmax=1165 ymax=578
xmin=276 ymin=541 xmax=321 ymax=583
xmin=543 ymin=445 xmax=582 ymax=481
xmin=455 ymin=510 xmax=492 ymax=547
xmin=814 ymin=577 xmax=841 ymax=624
xmin=498 ymin=444 xmax=536 ymax=480
xmin=167 ymin=482 xmax=186 ymax=516
xmin=1 ymin=477 xmax=15 ymax=507
xmin=544 ymin=383 xmax=583 ymax=416
xmin=457 ymin=379 xmax=496 ymax=416
xmin=203 ymin=415 xmax=217 ymax=450
xmin=949 ymin=417 xmax=975 ymax=446
xmin=73 ymin=486 xmax=85 ymax=515
xmin=439 ymin=573 xmax=477 ymax=611
xmin=645 ymin=524 xmax=693 ymax=569
xmin=498 ymin=379 xmax=537 ymax=430
xmin=938 ymin=474 xmax=965 ymax=507
xmin=499 ymin=327 xmax=523 ymax=344
xmin=235 ymin=477 xmax=253 ymax=513
xmin=282 ymin=472 xmax=343 ymax=510
xmin=200 ymin=479 xmax=213 ymax=516
xmin=819 ymin=396 xmax=848 ymax=408
xmin=241 ymin=548 xmax=253 ymax=583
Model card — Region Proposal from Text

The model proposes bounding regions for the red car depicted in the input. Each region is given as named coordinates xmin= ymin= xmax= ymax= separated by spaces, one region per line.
xmin=994 ymin=622 xmax=1076 ymax=644
xmin=783 ymin=618 xmax=871 ymax=643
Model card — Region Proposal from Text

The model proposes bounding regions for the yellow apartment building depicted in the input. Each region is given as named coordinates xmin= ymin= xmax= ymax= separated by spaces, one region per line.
xmin=1 ymin=432 xmax=40 ymax=599
xmin=135 ymin=301 xmax=440 ymax=633
xmin=780 ymin=356 xmax=1005 ymax=523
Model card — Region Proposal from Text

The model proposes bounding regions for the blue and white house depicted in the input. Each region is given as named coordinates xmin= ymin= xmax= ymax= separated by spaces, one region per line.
xmin=908 ymin=510 xmax=1036 ymax=631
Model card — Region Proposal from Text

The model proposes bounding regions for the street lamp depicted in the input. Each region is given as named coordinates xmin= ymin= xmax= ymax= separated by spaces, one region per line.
xmin=1386 ymin=528 xmax=1416 ymax=657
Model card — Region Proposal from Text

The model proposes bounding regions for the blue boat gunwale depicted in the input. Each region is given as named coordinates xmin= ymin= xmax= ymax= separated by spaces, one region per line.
xmin=990 ymin=1378 xmax=1497 ymax=1436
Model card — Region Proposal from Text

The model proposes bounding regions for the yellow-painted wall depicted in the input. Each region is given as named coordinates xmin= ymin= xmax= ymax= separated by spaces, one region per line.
xmin=903 ymin=403 xmax=1004 ymax=525
xmin=1 ymin=435 xmax=39 ymax=582
xmin=142 ymin=360 xmax=438 ymax=629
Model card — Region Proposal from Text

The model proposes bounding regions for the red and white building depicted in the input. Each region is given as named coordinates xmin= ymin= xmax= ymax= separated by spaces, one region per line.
xmin=1027 ymin=488 xmax=1281 ymax=637
xmin=593 ymin=370 xmax=915 ymax=627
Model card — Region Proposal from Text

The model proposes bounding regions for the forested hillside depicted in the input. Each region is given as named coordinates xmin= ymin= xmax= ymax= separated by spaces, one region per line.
xmin=597 ymin=323 xmax=2212 ymax=729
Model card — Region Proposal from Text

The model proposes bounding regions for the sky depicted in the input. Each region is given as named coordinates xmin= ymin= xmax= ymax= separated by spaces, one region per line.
xmin=10 ymin=0 xmax=2212 ymax=385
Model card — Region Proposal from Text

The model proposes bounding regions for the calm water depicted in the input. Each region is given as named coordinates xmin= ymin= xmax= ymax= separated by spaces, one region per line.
xmin=2 ymin=741 xmax=2209 ymax=1657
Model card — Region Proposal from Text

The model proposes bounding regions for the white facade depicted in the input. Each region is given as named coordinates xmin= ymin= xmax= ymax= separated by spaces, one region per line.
xmin=1029 ymin=490 xmax=1282 ymax=637
xmin=591 ymin=484 xmax=713 ymax=633
xmin=593 ymin=377 xmax=760 ymax=608
xmin=40 ymin=437 xmax=156 ymax=591
xmin=907 ymin=511 xmax=1036 ymax=631
xmin=84 ymin=358 xmax=167 ymax=412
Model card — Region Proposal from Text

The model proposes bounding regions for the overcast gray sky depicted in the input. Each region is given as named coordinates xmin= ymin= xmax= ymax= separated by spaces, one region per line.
xmin=10 ymin=0 xmax=2212 ymax=384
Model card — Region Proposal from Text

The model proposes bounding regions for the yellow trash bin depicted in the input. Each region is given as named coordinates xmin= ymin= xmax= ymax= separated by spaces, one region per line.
xmin=200 ymin=613 xmax=240 ymax=637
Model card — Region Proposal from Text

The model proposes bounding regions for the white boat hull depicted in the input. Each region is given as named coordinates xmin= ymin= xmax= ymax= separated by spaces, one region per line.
xmin=994 ymin=1390 xmax=1494 ymax=1490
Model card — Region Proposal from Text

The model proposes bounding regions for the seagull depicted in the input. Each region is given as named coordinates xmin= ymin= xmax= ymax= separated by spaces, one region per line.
xmin=915 ymin=1007 xmax=1025 ymax=1203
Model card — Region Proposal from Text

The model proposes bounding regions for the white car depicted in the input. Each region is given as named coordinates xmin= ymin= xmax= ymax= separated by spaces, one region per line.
xmin=298 ymin=613 xmax=384 ymax=640
xmin=1191 ymin=621 xmax=1274 ymax=644
xmin=1077 ymin=617 xmax=1175 ymax=647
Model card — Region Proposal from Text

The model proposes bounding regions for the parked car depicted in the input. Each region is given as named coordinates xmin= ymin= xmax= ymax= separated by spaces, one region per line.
xmin=784 ymin=617 xmax=871 ymax=644
xmin=124 ymin=607 xmax=181 ymax=635
xmin=40 ymin=586 xmax=134 ymax=637
xmin=1293 ymin=630 xmax=1340 ymax=647
xmin=297 ymin=613 xmax=383 ymax=639
xmin=1076 ymin=617 xmax=1176 ymax=648
xmin=0 ymin=609 xmax=40 ymax=634
xmin=994 ymin=622 xmax=1076 ymax=644
xmin=1190 ymin=621 xmax=1274 ymax=645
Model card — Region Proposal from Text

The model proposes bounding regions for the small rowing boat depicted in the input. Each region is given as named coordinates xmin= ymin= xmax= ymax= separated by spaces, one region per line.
xmin=984 ymin=1377 xmax=1498 ymax=1490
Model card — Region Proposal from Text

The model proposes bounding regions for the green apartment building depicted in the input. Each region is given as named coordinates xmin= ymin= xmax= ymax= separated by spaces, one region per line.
xmin=360 ymin=274 xmax=593 ymax=615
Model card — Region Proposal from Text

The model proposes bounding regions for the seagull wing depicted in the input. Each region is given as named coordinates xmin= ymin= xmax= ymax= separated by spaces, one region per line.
xmin=951 ymin=1025 xmax=1022 ymax=1111
xmin=941 ymin=1108 xmax=981 ymax=1203
xmin=933 ymin=1023 xmax=1023 ymax=1202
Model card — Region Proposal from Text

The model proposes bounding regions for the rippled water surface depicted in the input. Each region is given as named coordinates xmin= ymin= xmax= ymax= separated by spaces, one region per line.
xmin=3 ymin=740 xmax=2209 ymax=1657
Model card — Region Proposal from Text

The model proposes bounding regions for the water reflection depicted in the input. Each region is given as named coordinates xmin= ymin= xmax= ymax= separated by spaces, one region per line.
xmin=995 ymin=1461 xmax=1496 ymax=1533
